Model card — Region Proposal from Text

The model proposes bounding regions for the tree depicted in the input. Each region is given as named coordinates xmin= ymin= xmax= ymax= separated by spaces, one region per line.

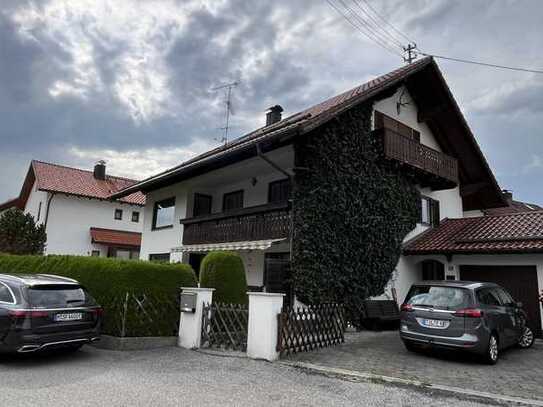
xmin=0 ymin=209 xmax=47 ymax=255
xmin=199 ymin=251 xmax=248 ymax=304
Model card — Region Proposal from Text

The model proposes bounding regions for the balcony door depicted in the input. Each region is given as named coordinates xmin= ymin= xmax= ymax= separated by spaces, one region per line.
xmin=264 ymin=253 xmax=292 ymax=306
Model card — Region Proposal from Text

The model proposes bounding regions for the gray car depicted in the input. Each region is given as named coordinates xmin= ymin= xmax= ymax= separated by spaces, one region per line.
xmin=0 ymin=274 xmax=102 ymax=353
xmin=400 ymin=281 xmax=535 ymax=364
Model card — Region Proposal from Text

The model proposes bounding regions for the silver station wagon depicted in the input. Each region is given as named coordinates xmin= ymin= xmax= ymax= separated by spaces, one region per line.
xmin=400 ymin=281 xmax=535 ymax=364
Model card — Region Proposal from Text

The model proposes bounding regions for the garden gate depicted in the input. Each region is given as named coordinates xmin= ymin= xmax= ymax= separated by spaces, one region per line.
xmin=201 ymin=302 xmax=249 ymax=351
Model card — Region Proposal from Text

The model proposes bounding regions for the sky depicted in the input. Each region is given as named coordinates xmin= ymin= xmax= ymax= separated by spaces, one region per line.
xmin=0 ymin=0 xmax=542 ymax=205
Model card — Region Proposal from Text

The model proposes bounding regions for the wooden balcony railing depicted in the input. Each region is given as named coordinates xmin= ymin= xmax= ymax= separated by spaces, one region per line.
xmin=180 ymin=201 xmax=291 ymax=245
xmin=379 ymin=128 xmax=459 ymax=189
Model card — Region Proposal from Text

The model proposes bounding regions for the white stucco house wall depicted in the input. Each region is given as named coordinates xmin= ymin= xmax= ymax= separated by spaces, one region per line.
xmin=0 ymin=160 xmax=145 ymax=258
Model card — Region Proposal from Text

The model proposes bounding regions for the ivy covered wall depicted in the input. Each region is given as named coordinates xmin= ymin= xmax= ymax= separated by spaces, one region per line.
xmin=291 ymin=102 xmax=420 ymax=317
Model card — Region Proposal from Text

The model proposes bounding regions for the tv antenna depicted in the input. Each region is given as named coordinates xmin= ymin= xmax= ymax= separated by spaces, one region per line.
xmin=212 ymin=81 xmax=239 ymax=145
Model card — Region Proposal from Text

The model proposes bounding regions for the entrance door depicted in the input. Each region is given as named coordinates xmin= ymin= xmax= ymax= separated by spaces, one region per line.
xmin=188 ymin=253 xmax=206 ymax=278
xmin=264 ymin=253 xmax=291 ymax=305
xmin=460 ymin=265 xmax=542 ymax=336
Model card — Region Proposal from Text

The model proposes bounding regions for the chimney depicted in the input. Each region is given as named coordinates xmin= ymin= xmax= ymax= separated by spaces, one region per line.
xmin=93 ymin=160 xmax=106 ymax=180
xmin=266 ymin=105 xmax=283 ymax=126
xmin=502 ymin=189 xmax=513 ymax=205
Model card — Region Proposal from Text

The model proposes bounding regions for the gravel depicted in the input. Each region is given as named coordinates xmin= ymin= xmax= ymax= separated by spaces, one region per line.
xmin=0 ymin=346 xmax=490 ymax=406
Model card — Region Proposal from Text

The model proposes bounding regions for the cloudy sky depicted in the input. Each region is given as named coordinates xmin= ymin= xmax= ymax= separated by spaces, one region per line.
xmin=0 ymin=0 xmax=542 ymax=205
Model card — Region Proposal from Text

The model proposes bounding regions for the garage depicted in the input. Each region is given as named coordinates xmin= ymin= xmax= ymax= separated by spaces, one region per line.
xmin=460 ymin=265 xmax=542 ymax=335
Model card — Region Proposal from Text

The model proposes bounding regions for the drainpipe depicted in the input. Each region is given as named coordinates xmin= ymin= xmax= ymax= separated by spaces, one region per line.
xmin=256 ymin=143 xmax=295 ymax=304
xmin=43 ymin=192 xmax=56 ymax=232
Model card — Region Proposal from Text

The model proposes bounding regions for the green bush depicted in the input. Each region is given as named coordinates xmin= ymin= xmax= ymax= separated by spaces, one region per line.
xmin=199 ymin=251 xmax=248 ymax=304
xmin=0 ymin=254 xmax=197 ymax=337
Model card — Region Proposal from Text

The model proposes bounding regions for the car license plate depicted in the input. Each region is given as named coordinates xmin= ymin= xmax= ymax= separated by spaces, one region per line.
xmin=55 ymin=312 xmax=83 ymax=322
xmin=419 ymin=318 xmax=448 ymax=329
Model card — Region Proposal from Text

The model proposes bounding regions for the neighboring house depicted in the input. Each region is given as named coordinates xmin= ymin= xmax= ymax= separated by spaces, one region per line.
xmin=112 ymin=57 xmax=543 ymax=334
xmin=482 ymin=190 xmax=542 ymax=216
xmin=0 ymin=160 xmax=145 ymax=258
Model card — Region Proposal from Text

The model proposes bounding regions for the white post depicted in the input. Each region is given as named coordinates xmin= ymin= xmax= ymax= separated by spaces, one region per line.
xmin=178 ymin=287 xmax=214 ymax=349
xmin=246 ymin=292 xmax=285 ymax=362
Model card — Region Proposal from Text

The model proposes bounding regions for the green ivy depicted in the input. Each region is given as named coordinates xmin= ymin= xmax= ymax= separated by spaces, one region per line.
xmin=292 ymin=103 xmax=420 ymax=321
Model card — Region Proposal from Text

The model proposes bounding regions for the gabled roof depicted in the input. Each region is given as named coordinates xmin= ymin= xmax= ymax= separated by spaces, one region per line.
xmin=0 ymin=198 xmax=24 ymax=212
xmin=403 ymin=211 xmax=543 ymax=255
xmin=0 ymin=161 xmax=145 ymax=210
xmin=483 ymin=199 xmax=542 ymax=216
xmin=111 ymin=57 xmax=505 ymax=210
xmin=90 ymin=227 xmax=142 ymax=248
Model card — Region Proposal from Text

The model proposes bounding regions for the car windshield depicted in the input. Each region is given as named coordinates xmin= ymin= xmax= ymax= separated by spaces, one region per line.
xmin=405 ymin=286 xmax=471 ymax=311
xmin=28 ymin=285 xmax=96 ymax=308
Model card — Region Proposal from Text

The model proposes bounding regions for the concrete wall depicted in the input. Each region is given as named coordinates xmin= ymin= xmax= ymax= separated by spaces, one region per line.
xmin=44 ymin=193 xmax=143 ymax=256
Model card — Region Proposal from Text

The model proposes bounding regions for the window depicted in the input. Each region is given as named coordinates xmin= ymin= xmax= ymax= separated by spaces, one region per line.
xmin=421 ymin=260 xmax=445 ymax=280
xmin=149 ymin=253 xmax=171 ymax=262
xmin=222 ymin=190 xmax=244 ymax=212
xmin=152 ymin=198 xmax=175 ymax=230
xmin=132 ymin=211 xmax=140 ymax=223
xmin=0 ymin=283 xmax=14 ymax=304
xmin=114 ymin=209 xmax=123 ymax=220
xmin=495 ymin=287 xmax=515 ymax=306
xmin=374 ymin=111 xmax=421 ymax=142
xmin=477 ymin=288 xmax=501 ymax=306
xmin=193 ymin=194 xmax=212 ymax=217
xmin=91 ymin=250 xmax=100 ymax=257
xmin=28 ymin=285 xmax=96 ymax=308
xmin=420 ymin=196 xmax=440 ymax=227
xmin=405 ymin=286 xmax=471 ymax=311
xmin=268 ymin=179 xmax=291 ymax=203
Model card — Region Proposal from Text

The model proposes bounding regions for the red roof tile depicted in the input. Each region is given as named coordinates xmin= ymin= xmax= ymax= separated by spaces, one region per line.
xmin=484 ymin=200 xmax=542 ymax=216
xmin=90 ymin=227 xmax=141 ymax=248
xmin=32 ymin=161 xmax=145 ymax=205
xmin=404 ymin=212 xmax=543 ymax=255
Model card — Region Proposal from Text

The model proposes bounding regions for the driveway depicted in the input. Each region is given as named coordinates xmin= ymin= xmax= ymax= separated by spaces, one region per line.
xmin=288 ymin=330 xmax=543 ymax=402
xmin=0 ymin=345 xmax=491 ymax=407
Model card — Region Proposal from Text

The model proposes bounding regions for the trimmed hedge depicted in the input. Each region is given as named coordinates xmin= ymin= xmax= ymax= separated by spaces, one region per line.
xmin=199 ymin=251 xmax=248 ymax=304
xmin=0 ymin=254 xmax=198 ymax=337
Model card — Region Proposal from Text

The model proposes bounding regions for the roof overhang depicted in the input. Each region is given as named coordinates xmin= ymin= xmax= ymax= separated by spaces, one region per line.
xmin=90 ymin=227 xmax=142 ymax=248
xmin=171 ymin=238 xmax=287 ymax=253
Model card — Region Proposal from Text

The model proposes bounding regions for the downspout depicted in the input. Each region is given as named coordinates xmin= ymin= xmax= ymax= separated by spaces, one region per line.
xmin=43 ymin=192 xmax=56 ymax=233
xmin=256 ymin=143 xmax=295 ymax=304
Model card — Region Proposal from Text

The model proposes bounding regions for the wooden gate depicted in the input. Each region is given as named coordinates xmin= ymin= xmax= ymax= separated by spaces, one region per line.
xmin=277 ymin=304 xmax=346 ymax=356
xmin=201 ymin=302 xmax=249 ymax=351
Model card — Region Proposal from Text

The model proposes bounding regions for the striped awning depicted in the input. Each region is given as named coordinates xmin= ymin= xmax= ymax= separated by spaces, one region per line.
xmin=171 ymin=238 xmax=286 ymax=253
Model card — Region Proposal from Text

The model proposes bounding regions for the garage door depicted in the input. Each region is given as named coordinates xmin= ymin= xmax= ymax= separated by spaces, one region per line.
xmin=460 ymin=265 xmax=542 ymax=336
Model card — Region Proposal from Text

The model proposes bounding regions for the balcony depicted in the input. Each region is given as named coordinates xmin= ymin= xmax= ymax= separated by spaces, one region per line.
xmin=377 ymin=128 xmax=459 ymax=190
xmin=180 ymin=201 xmax=291 ymax=245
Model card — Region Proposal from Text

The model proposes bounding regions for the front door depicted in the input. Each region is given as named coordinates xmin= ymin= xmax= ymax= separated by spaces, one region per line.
xmin=264 ymin=253 xmax=291 ymax=306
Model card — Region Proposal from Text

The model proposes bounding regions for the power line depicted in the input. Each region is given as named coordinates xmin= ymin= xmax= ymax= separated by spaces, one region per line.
xmin=359 ymin=0 xmax=415 ymax=44
xmin=419 ymin=52 xmax=543 ymax=74
xmin=326 ymin=0 xmax=403 ymax=57
xmin=350 ymin=0 xmax=403 ymax=48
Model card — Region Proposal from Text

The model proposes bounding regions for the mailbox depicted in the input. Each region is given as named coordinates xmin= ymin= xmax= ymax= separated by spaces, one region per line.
xmin=180 ymin=292 xmax=197 ymax=313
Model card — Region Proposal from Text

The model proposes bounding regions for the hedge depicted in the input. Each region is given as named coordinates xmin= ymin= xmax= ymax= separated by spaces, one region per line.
xmin=0 ymin=254 xmax=197 ymax=337
xmin=199 ymin=251 xmax=248 ymax=304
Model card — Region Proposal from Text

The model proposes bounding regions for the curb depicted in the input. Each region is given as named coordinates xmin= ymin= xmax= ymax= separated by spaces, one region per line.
xmin=280 ymin=361 xmax=543 ymax=407
xmin=90 ymin=335 xmax=177 ymax=351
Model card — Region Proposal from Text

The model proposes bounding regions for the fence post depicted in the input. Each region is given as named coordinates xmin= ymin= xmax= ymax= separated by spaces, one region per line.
xmin=246 ymin=292 xmax=285 ymax=362
xmin=178 ymin=287 xmax=214 ymax=350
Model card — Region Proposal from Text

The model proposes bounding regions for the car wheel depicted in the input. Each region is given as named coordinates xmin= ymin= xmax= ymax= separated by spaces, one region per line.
xmin=483 ymin=334 xmax=499 ymax=365
xmin=518 ymin=326 xmax=535 ymax=349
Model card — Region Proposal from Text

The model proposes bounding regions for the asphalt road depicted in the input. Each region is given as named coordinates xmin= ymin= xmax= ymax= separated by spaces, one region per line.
xmin=0 ymin=346 xmax=490 ymax=406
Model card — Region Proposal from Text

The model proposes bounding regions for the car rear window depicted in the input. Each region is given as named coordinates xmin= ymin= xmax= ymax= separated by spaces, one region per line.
xmin=405 ymin=285 xmax=472 ymax=311
xmin=28 ymin=285 xmax=96 ymax=308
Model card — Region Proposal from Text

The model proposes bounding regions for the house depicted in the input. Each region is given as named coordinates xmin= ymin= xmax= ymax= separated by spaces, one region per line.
xmin=0 ymin=160 xmax=145 ymax=258
xmin=112 ymin=57 xmax=542 ymax=334
xmin=482 ymin=190 xmax=542 ymax=216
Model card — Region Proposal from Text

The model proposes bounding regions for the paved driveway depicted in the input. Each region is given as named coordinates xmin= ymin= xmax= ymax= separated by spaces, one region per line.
xmin=288 ymin=330 xmax=543 ymax=402
xmin=0 ymin=345 xmax=490 ymax=407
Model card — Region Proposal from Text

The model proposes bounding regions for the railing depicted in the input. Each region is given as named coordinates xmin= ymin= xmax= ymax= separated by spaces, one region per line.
xmin=180 ymin=201 xmax=291 ymax=245
xmin=379 ymin=128 xmax=458 ymax=186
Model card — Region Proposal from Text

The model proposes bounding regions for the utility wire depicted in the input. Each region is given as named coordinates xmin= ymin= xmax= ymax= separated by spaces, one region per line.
xmin=419 ymin=52 xmax=543 ymax=74
xmin=351 ymin=0 xmax=404 ymax=48
xmin=359 ymin=0 xmax=415 ymax=44
xmin=327 ymin=0 xmax=403 ymax=57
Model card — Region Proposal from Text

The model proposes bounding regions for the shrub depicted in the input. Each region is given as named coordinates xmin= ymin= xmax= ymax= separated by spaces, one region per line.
xmin=0 ymin=209 xmax=46 ymax=255
xmin=199 ymin=251 xmax=248 ymax=304
xmin=0 ymin=254 xmax=197 ymax=337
